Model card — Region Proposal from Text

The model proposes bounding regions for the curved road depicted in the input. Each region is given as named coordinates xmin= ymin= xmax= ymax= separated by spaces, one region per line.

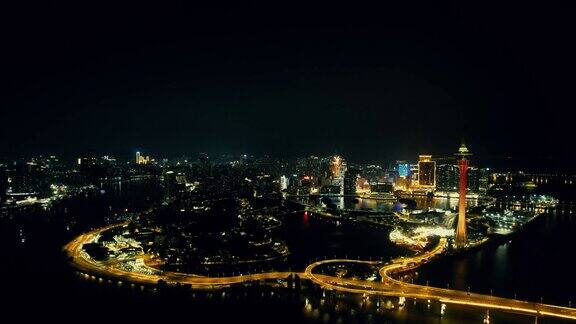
xmin=64 ymin=224 xmax=576 ymax=321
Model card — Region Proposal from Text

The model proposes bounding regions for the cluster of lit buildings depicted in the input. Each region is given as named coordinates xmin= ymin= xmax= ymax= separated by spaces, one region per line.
xmin=390 ymin=226 xmax=455 ymax=250
xmin=2 ymin=147 xmax=572 ymax=214
xmin=0 ymin=148 xmax=549 ymax=207
xmin=283 ymin=155 xmax=349 ymax=196
xmin=390 ymin=154 xmax=490 ymax=196
xmin=281 ymin=144 xmax=485 ymax=247
xmin=135 ymin=151 xmax=152 ymax=165
xmin=282 ymin=151 xmax=491 ymax=199
xmin=0 ymin=155 xmax=70 ymax=203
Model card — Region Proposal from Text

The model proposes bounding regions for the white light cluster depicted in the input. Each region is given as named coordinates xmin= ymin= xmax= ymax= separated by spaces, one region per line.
xmin=414 ymin=226 xmax=455 ymax=237
xmin=390 ymin=226 xmax=454 ymax=249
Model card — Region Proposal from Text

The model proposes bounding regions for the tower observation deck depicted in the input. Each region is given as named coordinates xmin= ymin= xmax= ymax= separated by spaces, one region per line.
xmin=455 ymin=143 xmax=471 ymax=247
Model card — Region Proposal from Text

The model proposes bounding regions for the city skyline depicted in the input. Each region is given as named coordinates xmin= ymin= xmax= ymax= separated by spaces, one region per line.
xmin=2 ymin=2 xmax=576 ymax=323
xmin=3 ymin=135 xmax=573 ymax=323
xmin=1 ymin=149 xmax=572 ymax=173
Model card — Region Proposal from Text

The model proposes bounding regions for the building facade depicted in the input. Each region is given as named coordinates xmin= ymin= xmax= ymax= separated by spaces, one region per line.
xmin=417 ymin=155 xmax=436 ymax=188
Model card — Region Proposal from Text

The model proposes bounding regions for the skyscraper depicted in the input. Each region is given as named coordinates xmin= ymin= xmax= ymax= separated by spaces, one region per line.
xmin=478 ymin=168 xmax=491 ymax=192
xmin=344 ymin=167 xmax=360 ymax=195
xmin=418 ymin=155 xmax=436 ymax=188
xmin=467 ymin=166 xmax=480 ymax=192
xmin=329 ymin=155 xmax=346 ymax=195
xmin=136 ymin=151 xmax=151 ymax=165
xmin=280 ymin=175 xmax=289 ymax=191
xmin=455 ymin=143 xmax=471 ymax=247
xmin=396 ymin=161 xmax=410 ymax=178
xmin=437 ymin=164 xmax=459 ymax=191
xmin=330 ymin=155 xmax=344 ymax=179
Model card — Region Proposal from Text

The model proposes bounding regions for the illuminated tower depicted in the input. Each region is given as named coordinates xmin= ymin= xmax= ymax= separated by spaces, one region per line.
xmin=329 ymin=155 xmax=346 ymax=195
xmin=136 ymin=151 xmax=141 ymax=164
xmin=455 ymin=143 xmax=471 ymax=247
xmin=330 ymin=155 xmax=343 ymax=178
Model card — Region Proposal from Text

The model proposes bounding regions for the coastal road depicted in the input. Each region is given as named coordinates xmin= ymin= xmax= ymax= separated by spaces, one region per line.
xmin=65 ymin=224 xmax=576 ymax=321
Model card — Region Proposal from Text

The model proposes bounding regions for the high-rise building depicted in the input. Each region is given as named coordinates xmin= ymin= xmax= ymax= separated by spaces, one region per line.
xmin=364 ymin=165 xmax=384 ymax=183
xmin=478 ymin=168 xmax=490 ymax=192
xmin=164 ymin=170 xmax=178 ymax=197
xmin=418 ymin=155 xmax=436 ymax=188
xmin=467 ymin=167 xmax=480 ymax=192
xmin=329 ymin=155 xmax=346 ymax=194
xmin=409 ymin=164 xmax=419 ymax=187
xmin=330 ymin=155 xmax=344 ymax=179
xmin=437 ymin=164 xmax=459 ymax=191
xmin=455 ymin=143 xmax=471 ymax=247
xmin=280 ymin=175 xmax=289 ymax=191
xmin=437 ymin=163 xmax=487 ymax=193
xmin=136 ymin=151 xmax=150 ymax=165
xmin=344 ymin=167 xmax=360 ymax=195
xmin=297 ymin=156 xmax=320 ymax=187
xmin=396 ymin=161 xmax=410 ymax=178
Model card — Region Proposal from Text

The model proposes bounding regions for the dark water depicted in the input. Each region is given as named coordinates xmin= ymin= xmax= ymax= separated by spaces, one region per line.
xmin=279 ymin=211 xmax=410 ymax=270
xmin=298 ymin=196 xmax=398 ymax=212
xmin=302 ymin=196 xmax=479 ymax=212
xmin=3 ymin=181 xmax=576 ymax=323
xmin=417 ymin=203 xmax=576 ymax=307
xmin=291 ymin=196 xmax=576 ymax=323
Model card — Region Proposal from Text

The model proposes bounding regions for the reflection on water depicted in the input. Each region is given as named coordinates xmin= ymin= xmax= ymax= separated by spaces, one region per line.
xmin=55 ymin=185 xmax=576 ymax=323
xmin=416 ymin=204 xmax=576 ymax=306
xmin=411 ymin=196 xmax=479 ymax=210
xmin=351 ymin=198 xmax=396 ymax=212
xmin=293 ymin=202 xmax=575 ymax=323
xmin=301 ymin=197 xmax=397 ymax=212
xmin=493 ymin=243 xmax=509 ymax=282
xmin=300 ymin=288 xmax=554 ymax=324
xmin=280 ymin=211 xmax=409 ymax=269
xmin=301 ymin=196 xmax=479 ymax=213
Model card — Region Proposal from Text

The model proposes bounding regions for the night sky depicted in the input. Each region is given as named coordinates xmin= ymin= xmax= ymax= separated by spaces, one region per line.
xmin=2 ymin=1 xmax=575 ymax=165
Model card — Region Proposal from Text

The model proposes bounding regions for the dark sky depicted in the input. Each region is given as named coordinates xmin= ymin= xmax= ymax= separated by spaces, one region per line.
xmin=1 ymin=1 xmax=575 ymax=165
